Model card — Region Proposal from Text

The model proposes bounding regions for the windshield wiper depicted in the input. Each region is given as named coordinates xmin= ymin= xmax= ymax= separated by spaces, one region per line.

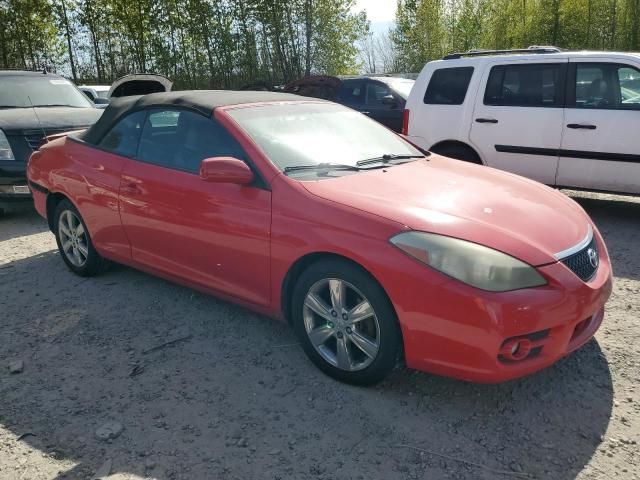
xmin=356 ymin=154 xmax=425 ymax=167
xmin=284 ymin=163 xmax=364 ymax=174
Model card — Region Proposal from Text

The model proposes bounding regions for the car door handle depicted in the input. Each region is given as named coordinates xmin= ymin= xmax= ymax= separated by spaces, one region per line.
xmin=567 ymin=123 xmax=597 ymax=130
xmin=121 ymin=182 xmax=142 ymax=194
xmin=475 ymin=118 xmax=498 ymax=124
xmin=361 ymin=111 xmax=371 ymax=115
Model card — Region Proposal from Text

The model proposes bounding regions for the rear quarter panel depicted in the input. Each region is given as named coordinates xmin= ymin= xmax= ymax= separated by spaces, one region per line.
xmin=28 ymin=137 xmax=131 ymax=261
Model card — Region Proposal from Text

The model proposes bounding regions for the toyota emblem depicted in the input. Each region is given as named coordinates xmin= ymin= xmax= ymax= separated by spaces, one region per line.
xmin=587 ymin=248 xmax=599 ymax=268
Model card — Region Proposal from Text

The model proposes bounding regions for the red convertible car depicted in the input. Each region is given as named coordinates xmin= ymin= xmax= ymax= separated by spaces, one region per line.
xmin=27 ymin=91 xmax=612 ymax=385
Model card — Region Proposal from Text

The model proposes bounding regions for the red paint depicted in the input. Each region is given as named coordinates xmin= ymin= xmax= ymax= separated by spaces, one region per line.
xmin=199 ymin=157 xmax=254 ymax=185
xmin=27 ymin=100 xmax=613 ymax=383
xmin=402 ymin=108 xmax=410 ymax=136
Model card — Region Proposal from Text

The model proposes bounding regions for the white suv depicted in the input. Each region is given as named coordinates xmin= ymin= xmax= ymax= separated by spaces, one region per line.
xmin=404 ymin=47 xmax=640 ymax=194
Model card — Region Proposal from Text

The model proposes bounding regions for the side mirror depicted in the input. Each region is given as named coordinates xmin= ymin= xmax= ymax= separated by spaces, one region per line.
xmin=199 ymin=157 xmax=254 ymax=185
xmin=382 ymin=94 xmax=397 ymax=106
xmin=93 ymin=97 xmax=110 ymax=105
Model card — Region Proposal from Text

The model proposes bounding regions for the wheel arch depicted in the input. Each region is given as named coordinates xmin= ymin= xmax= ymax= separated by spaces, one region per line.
xmin=280 ymin=252 xmax=397 ymax=327
xmin=282 ymin=253 xmax=349 ymax=324
xmin=281 ymin=251 xmax=406 ymax=369
xmin=429 ymin=140 xmax=484 ymax=165
xmin=46 ymin=191 xmax=72 ymax=232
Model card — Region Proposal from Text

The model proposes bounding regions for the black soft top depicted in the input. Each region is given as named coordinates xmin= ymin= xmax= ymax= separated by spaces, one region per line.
xmin=82 ymin=90 xmax=307 ymax=145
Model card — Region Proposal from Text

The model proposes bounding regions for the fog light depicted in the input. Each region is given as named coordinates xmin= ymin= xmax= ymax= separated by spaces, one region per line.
xmin=498 ymin=329 xmax=549 ymax=364
xmin=501 ymin=338 xmax=532 ymax=361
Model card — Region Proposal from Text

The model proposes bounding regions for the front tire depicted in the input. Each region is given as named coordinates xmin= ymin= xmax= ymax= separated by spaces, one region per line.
xmin=53 ymin=199 xmax=106 ymax=276
xmin=292 ymin=259 xmax=401 ymax=385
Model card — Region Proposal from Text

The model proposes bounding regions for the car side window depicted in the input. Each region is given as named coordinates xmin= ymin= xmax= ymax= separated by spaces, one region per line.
xmin=337 ymin=81 xmax=365 ymax=105
xmin=98 ymin=110 xmax=146 ymax=157
xmin=575 ymin=63 xmax=640 ymax=110
xmin=136 ymin=109 xmax=246 ymax=173
xmin=366 ymin=82 xmax=392 ymax=106
xmin=424 ymin=67 xmax=474 ymax=105
xmin=484 ymin=64 xmax=563 ymax=107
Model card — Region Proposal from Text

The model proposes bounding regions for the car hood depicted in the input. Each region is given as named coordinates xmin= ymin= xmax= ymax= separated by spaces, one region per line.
xmin=300 ymin=155 xmax=591 ymax=266
xmin=0 ymin=107 xmax=102 ymax=133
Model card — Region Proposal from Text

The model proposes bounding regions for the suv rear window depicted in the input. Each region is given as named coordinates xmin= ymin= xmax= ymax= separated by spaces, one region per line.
xmin=424 ymin=67 xmax=474 ymax=105
xmin=484 ymin=64 xmax=563 ymax=107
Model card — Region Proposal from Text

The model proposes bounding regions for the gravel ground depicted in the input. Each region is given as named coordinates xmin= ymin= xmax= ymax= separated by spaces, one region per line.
xmin=0 ymin=190 xmax=638 ymax=480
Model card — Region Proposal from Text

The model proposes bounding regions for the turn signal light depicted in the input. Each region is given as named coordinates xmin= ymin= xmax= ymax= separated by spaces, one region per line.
xmin=402 ymin=109 xmax=410 ymax=136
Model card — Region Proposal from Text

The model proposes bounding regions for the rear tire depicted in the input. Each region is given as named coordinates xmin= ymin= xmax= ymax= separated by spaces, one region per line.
xmin=53 ymin=199 xmax=107 ymax=276
xmin=431 ymin=143 xmax=482 ymax=164
xmin=291 ymin=259 xmax=401 ymax=385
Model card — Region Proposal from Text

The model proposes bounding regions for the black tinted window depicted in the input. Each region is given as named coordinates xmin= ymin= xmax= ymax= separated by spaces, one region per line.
xmin=575 ymin=63 xmax=640 ymax=110
xmin=424 ymin=67 xmax=474 ymax=105
xmin=81 ymin=90 xmax=95 ymax=101
xmin=98 ymin=111 xmax=146 ymax=156
xmin=137 ymin=109 xmax=246 ymax=173
xmin=366 ymin=82 xmax=392 ymax=105
xmin=337 ymin=81 xmax=365 ymax=105
xmin=485 ymin=64 xmax=563 ymax=107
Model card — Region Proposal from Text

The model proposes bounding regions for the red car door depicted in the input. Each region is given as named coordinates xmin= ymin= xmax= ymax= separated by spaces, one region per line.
xmin=59 ymin=111 xmax=147 ymax=261
xmin=118 ymin=108 xmax=272 ymax=306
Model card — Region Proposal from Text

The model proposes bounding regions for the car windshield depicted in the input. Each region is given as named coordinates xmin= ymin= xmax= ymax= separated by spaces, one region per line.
xmin=0 ymin=75 xmax=93 ymax=108
xmin=382 ymin=78 xmax=415 ymax=99
xmin=227 ymin=103 xmax=422 ymax=173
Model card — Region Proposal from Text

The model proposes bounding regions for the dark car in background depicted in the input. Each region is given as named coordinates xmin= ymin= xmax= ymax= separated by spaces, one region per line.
xmin=0 ymin=70 xmax=103 ymax=213
xmin=284 ymin=75 xmax=415 ymax=132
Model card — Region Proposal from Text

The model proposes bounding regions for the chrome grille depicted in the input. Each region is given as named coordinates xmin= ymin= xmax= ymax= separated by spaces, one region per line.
xmin=23 ymin=128 xmax=80 ymax=151
xmin=560 ymin=236 xmax=599 ymax=282
xmin=24 ymin=133 xmax=47 ymax=150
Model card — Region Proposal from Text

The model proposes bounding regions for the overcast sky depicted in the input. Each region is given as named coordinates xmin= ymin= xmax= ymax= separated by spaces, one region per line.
xmin=352 ymin=0 xmax=396 ymax=23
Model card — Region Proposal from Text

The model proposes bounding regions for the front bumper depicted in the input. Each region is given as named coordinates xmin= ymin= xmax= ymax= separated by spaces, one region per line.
xmin=0 ymin=180 xmax=31 ymax=211
xmin=0 ymin=161 xmax=31 ymax=210
xmin=381 ymin=227 xmax=613 ymax=383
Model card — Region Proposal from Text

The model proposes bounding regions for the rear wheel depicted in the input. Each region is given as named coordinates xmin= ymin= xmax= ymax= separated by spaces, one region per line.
xmin=53 ymin=199 xmax=106 ymax=276
xmin=292 ymin=259 xmax=401 ymax=385
xmin=431 ymin=143 xmax=482 ymax=164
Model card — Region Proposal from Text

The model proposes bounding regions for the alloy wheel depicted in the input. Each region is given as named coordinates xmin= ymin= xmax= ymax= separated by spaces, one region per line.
xmin=58 ymin=210 xmax=88 ymax=267
xmin=303 ymin=278 xmax=380 ymax=371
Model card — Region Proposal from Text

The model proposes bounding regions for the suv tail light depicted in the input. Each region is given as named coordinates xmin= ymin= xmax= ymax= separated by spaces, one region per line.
xmin=402 ymin=109 xmax=410 ymax=136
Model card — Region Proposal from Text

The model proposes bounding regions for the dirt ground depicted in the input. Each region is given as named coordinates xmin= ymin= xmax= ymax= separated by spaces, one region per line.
xmin=0 ymin=190 xmax=638 ymax=480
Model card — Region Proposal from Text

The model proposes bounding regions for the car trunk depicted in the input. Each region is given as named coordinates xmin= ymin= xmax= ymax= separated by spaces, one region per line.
xmin=108 ymin=74 xmax=173 ymax=98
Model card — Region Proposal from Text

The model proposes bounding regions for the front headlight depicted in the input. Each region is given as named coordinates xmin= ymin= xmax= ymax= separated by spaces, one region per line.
xmin=390 ymin=231 xmax=547 ymax=292
xmin=0 ymin=130 xmax=15 ymax=160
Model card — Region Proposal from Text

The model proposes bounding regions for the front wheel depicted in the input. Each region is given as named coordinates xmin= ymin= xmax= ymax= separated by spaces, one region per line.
xmin=53 ymin=199 xmax=106 ymax=276
xmin=292 ymin=260 xmax=401 ymax=385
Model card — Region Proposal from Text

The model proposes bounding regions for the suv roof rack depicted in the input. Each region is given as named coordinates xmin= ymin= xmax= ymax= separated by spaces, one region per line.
xmin=443 ymin=46 xmax=563 ymax=60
